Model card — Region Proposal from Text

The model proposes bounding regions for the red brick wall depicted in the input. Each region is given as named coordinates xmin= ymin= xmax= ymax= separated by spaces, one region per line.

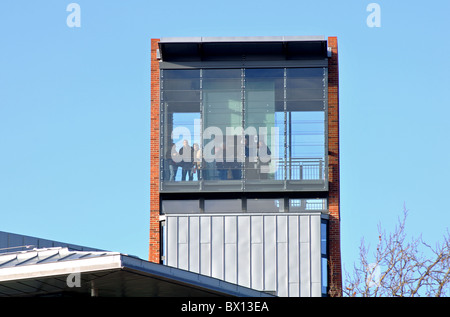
xmin=149 ymin=38 xmax=160 ymax=263
xmin=327 ymin=36 xmax=342 ymax=296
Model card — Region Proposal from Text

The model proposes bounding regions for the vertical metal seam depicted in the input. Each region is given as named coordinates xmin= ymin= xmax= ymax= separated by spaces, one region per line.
xmin=236 ymin=215 xmax=239 ymax=286
xmin=199 ymin=69 xmax=204 ymax=191
xmin=324 ymin=66 xmax=329 ymax=186
xmin=262 ymin=215 xmax=266 ymax=292
xmin=283 ymin=68 xmax=287 ymax=188
xmin=241 ymin=68 xmax=245 ymax=189
xmin=286 ymin=214 xmax=290 ymax=296
xmin=275 ymin=215 xmax=279 ymax=296
xmin=222 ymin=215 xmax=225 ymax=281
xmin=298 ymin=215 xmax=301 ymax=297
xmin=176 ymin=217 xmax=179 ymax=268
xmin=211 ymin=216 xmax=214 ymax=278
xmin=309 ymin=215 xmax=312 ymax=296
xmin=187 ymin=216 xmax=190 ymax=272
xmin=249 ymin=215 xmax=252 ymax=289
xmin=198 ymin=215 xmax=202 ymax=275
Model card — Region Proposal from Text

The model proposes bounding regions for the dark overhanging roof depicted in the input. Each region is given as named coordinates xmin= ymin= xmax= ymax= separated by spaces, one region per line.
xmin=158 ymin=36 xmax=329 ymax=62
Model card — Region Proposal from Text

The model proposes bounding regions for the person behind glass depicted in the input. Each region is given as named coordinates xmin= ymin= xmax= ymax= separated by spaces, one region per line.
xmin=179 ymin=139 xmax=194 ymax=181
xmin=244 ymin=135 xmax=258 ymax=179
xmin=215 ymin=143 xmax=227 ymax=180
xmin=244 ymin=135 xmax=250 ymax=159
xmin=193 ymin=143 xmax=202 ymax=181
xmin=258 ymin=140 xmax=272 ymax=179
xmin=166 ymin=142 xmax=179 ymax=181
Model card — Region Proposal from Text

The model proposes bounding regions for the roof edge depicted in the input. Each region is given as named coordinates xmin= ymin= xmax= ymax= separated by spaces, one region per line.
xmin=159 ymin=35 xmax=326 ymax=44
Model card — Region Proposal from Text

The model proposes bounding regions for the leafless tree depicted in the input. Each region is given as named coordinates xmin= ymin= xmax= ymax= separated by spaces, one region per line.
xmin=343 ymin=206 xmax=450 ymax=297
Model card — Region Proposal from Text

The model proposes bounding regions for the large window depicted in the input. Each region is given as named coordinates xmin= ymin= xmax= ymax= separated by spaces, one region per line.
xmin=244 ymin=69 xmax=284 ymax=182
xmin=202 ymin=69 xmax=242 ymax=182
xmin=161 ymin=70 xmax=200 ymax=182
xmin=160 ymin=67 xmax=327 ymax=192
xmin=286 ymin=68 xmax=326 ymax=181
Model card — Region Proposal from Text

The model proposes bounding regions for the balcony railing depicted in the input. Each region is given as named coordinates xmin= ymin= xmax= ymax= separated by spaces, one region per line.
xmin=161 ymin=157 xmax=327 ymax=192
xmin=285 ymin=158 xmax=325 ymax=181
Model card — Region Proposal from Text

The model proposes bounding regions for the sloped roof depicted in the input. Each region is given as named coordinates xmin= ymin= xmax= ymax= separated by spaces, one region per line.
xmin=0 ymin=247 xmax=273 ymax=297
xmin=0 ymin=230 xmax=104 ymax=254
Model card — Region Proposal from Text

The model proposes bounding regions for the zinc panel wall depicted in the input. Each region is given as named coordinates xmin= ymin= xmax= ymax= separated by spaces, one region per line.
xmin=164 ymin=213 xmax=322 ymax=297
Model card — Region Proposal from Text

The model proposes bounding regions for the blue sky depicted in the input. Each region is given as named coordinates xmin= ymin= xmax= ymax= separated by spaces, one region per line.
xmin=1 ymin=0 xmax=449 ymax=281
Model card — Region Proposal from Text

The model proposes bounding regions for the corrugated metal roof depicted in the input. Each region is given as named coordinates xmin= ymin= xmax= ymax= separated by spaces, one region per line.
xmin=0 ymin=247 xmax=113 ymax=269
xmin=0 ymin=247 xmax=273 ymax=297
xmin=0 ymin=231 xmax=104 ymax=254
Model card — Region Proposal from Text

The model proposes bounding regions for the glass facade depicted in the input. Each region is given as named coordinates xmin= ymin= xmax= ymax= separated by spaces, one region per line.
xmin=160 ymin=67 xmax=327 ymax=192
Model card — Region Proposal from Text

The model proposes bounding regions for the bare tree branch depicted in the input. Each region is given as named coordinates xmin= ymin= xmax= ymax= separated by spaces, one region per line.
xmin=343 ymin=205 xmax=450 ymax=297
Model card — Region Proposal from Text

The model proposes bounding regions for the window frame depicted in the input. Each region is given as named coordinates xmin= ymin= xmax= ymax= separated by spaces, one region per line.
xmin=159 ymin=67 xmax=328 ymax=193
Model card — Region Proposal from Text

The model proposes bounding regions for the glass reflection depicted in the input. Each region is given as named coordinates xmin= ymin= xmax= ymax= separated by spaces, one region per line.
xmin=160 ymin=67 xmax=327 ymax=188
xmin=204 ymin=199 xmax=242 ymax=213
xmin=203 ymin=69 xmax=242 ymax=181
xmin=247 ymin=198 xmax=284 ymax=213
xmin=244 ymin=69 xmax=284 ymax=182
xmin=162 ymin=200 xmax=200 ymax=214
xmin=289 ymin=198 xmax=327 ymax=211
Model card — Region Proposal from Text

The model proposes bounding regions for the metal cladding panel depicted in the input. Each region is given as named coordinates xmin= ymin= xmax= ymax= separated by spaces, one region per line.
xmin=200 ymin=217 xmax=211 ymax=276
xmin=263 ymin=216 xmax=277 ymax=292
xmin=310 ymin=215 xmax=322 ymax=297
xmin=178 ymin=217 xmax=188 ymax=244
xmin=224 ymin=243 xmax=237 ymax=284
xmin=211 ymin=217 xmax=224 ymax=280
xmin=189 ymin=217 xmax=200 ymax=273
xmin=224 ymin=217 xmax=237 ymax=284
xmin=166 ymin=217 xmax=178 ymax=268
xmin=300 ymin=216 xmax=311 ymax=296
xmin=237 ymin=216 xmax=251 ymax=288
xmin=288 ymin=216 xmax=299 ymax=284
xmin=300 ymin=240 xmax=311 ymax=297
xmin=274 ymin=215 xmax=287 ymax=296
xmin=164 ymin=213 xmax=323 ymax=297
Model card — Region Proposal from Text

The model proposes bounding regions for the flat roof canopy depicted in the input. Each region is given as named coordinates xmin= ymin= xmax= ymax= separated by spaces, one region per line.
xmin=158 ymin=36 xmax=329 ymax=62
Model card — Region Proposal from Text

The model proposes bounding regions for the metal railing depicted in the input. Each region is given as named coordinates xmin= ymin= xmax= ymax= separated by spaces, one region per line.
xmin=162 ymin=157 xmax=326 ymax=182
xmin=285 ymin=158 xmax=325 ymax=181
